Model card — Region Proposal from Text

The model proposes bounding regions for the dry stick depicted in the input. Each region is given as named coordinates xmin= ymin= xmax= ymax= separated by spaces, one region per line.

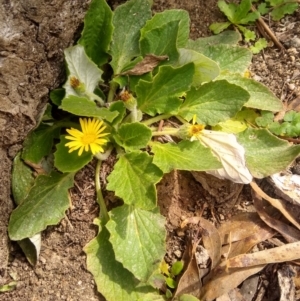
xmin=251 ymin=6 xmax=285 ymax=51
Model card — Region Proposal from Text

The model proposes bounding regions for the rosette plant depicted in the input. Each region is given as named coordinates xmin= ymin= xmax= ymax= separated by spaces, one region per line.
xmin=9 ymin=0 xmax=300 ymax=300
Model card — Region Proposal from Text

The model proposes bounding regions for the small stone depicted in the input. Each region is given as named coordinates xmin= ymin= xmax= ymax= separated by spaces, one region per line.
xmin=288 ymin=83 xmax=295 ymax=91
xmin=174 ymin=250 xmax=182 ymax=258
xmin=219 ymin=214 xmax=225 ymax=221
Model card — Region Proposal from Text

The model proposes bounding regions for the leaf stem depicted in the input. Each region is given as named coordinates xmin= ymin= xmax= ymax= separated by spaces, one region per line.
xmin=152 ymin=128 xmax=179 ymax=137
xmin=95 ymin=160 xmax=109 ymax=225
xmin=175 ymin=115 xmax=188 ymax=124
xmin=85 ymin=91 xmax=105 ymax=106
xmin=142 ymin=114 xmax=172 ymax=126
xmin=107 ymin=81 xmax=118 ymax=103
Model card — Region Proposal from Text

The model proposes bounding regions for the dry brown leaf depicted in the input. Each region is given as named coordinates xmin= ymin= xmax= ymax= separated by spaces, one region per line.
xmin=201 ymin=262 xmax=265 ymax=301
xmin=227 ymin=241 xmax=300 ymax=268
xmin=216 ymin=288 xmax=246 ymax=301
xmin=181 ymin=216 xmax=221 ymax=269
xmin=120 ymin=54 xmax=168 ymax=76
xmin=277 ymin=265 xmax=296 ymax=301
xmin=250 ymin=181 xmax=300 ymax=231
xmin=222 ymin=222 xmax=275 ymax=259
xmin=253 ymin=191 xmax=300 ymax=243
xmin=174 ymin=239 xmax=203 ymax=298
xmin=218 ymin=212 xmax=268 ymax=245
xmin=287 ymin=96 xmax=300 ymax=112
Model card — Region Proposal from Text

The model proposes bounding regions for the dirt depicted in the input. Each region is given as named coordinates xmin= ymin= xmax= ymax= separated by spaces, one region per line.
xmin=0 ymin=0 xmax=299 ymax=300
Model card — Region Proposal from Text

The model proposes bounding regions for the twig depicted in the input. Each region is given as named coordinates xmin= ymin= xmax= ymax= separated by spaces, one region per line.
xmin=252 ymin=5 xmax=285 ymax=51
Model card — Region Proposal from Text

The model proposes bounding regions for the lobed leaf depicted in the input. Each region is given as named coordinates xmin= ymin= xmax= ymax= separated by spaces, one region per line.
xmin=136 ymin=64 xmax=194 ymax=116
xmin=60 ymin=95 xmax=118 ymax=122
xmin=8 ymin=172 xmax=74 ymax=241
xmin=177 ymin=48 xmax=220 ymax=86
xmin=237 ymin=128 xmax=300 ymax=178
xmin=22 ymin=123 xmax=59 ymax=164
xmin=78 ymin=0 xmax=113 ymax=66
xmin=140 ymin=20 xmax=180 ymax=64
xmin=178 ymin=80 xmax=250 ymax=126
xmin=151 ymin=140 xmax=222 ymax=173
xmin=115 ymin=123 xmax=152 ymax=151
xmin=54 ymin=136 xmax=93 ymax=173
xmin=218 ymin=73 xmax=283 ymax=111
xmin=106 ymin=152 xmax=163 ymax=210
xmin=110 ymin=0 xmax=152 ymax=73
xmin=85 ymin=227 xmax=154 ymax=301
xmin=107 ymin=205 xmax=166 ymax=282
xmin=141 ymin=9 xmax=190 ymax=48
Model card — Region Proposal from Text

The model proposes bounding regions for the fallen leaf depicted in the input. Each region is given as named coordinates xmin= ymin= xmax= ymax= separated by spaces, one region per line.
xmin=277 ymin=265 xmax=296 ymax=301
xmin=250 ymin=181 xmax=300 ymax=231
xmin=227 ymin=241 xmax=300 ymax=268
xmin=120 ymin=54 xmax=168 ymax=76
xmin=253 ymin=191 xmax=300 ymax=243
xmin=201 ymin=262 xmax=265 ymax=301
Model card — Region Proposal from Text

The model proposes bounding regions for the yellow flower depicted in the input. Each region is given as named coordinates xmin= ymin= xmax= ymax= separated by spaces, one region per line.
xmin=188 ymin=115 xmax=205 ymax=140
xmin=65 ymin=118 xmax=109 ymax=156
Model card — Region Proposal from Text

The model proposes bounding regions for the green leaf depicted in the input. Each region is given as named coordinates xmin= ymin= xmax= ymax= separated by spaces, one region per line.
xmin=22 ymin=123 xmax=59 ymax=164
xmin=115 ymin=123 xmax=152 ymax=151
xmin=209 ymin=22 xmax=231 ymax=34
xmin=250 ymin=38 xmax=268 ymax=54
xmin=166 ymin=277 xmax=177 ymax=289
xmin=78 ymin=0 xmax=113 ymax=66
xmin=199 ymin=44 xmax=252 ymax=73
xmin=50 ymin=88 xmax=65 ymax=106
xmin=12 ymin=153 xmax=35 ymax=205
xmin=54 ymin=136 xmax=93 ymax=173
xmin=218 ymin=73 xmax=283 ymax=111
xmin=107 ymin=205 xmax=166 ymax=282
xmin=85 ymin=227 xmax=154 ymax=301
xmin=110 ymin=0 xmax=152 ymax=74
xmin=136 ymin=64 xmax=194 ymax=116
xmin=106 ymin=152 xmax=163 ymax=210
xmin=140 ymin=20 xmax=180 ymax=64
xmin=255 ymin=111 xmax=274 ymax=127
xmin=138 ymin=293 xmax=167 ymax=301
xmin=63 ymin=45 xmax=103 ymax=97
xmin=187 ymin=31 xmax=241 ymax=53
xmin=237 ymin=128 xmax=300 ymax=178
xmin=171 ymin=261 xmax=184 ymax=276
xmin=177 ymin=48 xmax=220 ymax=86
xmin=179 ymin=295 xmax=201 ymax=301
xmin=141 ymin=9 xmax=190 ymax=48
xmin=271 ymin=3 xmax=298 ymax=21
xmin=257 ymin=3 xmax=269 ymax=15
xmin=178 ymin=80 xmax=250 ymax=126
xmin=60 ymin=95 xmax=118 ymax=122
xmin=108 ymin=101 xmax=126 ymax=126
xmin=0 ymin=282 xmax=17 ymax=293
xmin=8 ymin=172 xmax=74 ymax=241
xmin=218 ymin=1 xmax=236 ymax=21
xmin=151 ymin=140 xmax=222 ymax=173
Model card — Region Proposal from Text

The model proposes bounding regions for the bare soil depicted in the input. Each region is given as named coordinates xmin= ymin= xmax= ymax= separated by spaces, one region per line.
xmin=0 ymin=0 xmax=300 ymax=300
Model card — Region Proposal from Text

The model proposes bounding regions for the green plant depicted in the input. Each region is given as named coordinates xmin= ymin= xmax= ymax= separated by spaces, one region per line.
xmin=210 ymin=0 xmax=299 ymax=53
xmin=8 ymin=0 xmax=300 ymax=300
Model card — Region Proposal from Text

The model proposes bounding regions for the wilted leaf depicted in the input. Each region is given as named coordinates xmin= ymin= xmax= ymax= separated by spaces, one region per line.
xmin=181 ymin=217 xmax=221 ymax=269
xmin=18 ymin=233 xmax=41 ymax=266
xmin=199 ymin=130 xmax=253 ymax=184
xmin=120 ymin=54 xmax=168 ymax=76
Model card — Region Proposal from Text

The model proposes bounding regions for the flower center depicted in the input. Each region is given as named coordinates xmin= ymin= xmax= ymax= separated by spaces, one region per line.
xmin=81 ymin=134 xmax=97 ymax=145
xmin=189 ymin=124 xmax=204 ymax=136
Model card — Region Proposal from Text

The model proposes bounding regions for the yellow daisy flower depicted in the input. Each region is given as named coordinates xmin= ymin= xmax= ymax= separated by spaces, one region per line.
xmin=65 ymin=118 xmax=109 ymax=156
